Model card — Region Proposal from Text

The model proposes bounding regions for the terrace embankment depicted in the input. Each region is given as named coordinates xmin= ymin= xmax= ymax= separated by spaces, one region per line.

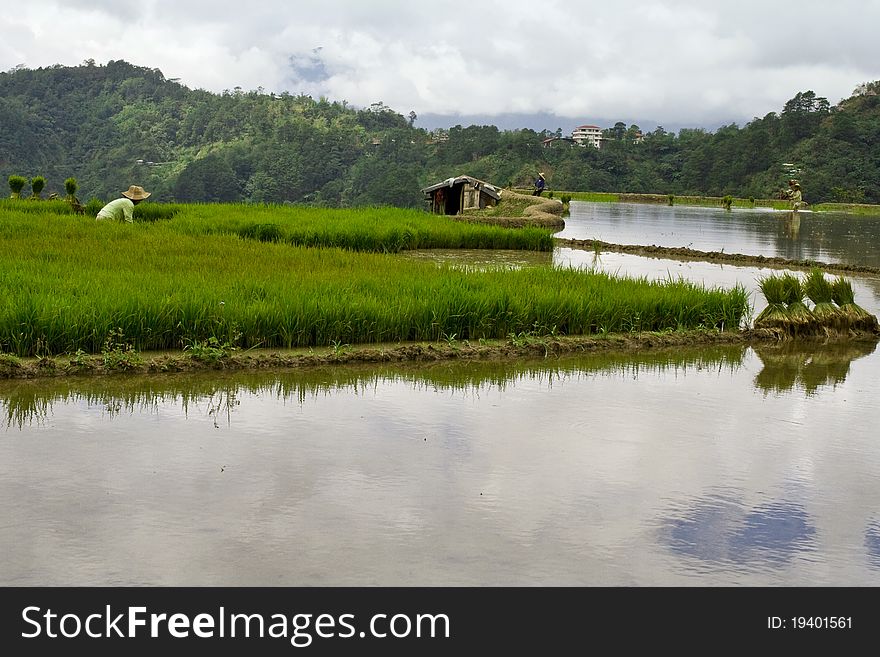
xmin=2 ymin=329 xmax=877 ymax=380
xmin=455 ymin=190 xmax=566 ymax=229
xmin=559 ymin=238 xmax=880 ymax=275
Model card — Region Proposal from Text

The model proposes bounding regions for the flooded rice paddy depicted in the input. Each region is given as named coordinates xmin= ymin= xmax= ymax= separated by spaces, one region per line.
xmin=2 ymin=201 xmax=879 ymax=586
xmin=559 ymin=201 xmax=880 ymax=269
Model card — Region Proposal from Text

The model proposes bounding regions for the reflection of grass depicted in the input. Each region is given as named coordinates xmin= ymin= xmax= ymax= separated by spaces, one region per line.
xmin=753 ymin=351 xmax=801 ymax=393
xmin=554 ymin=191 xmax=790 ymax=209
xmin=752 ymin=341 xmax=877 ymax=395
xmin=0 ymin=345 xmax=748 ymax=427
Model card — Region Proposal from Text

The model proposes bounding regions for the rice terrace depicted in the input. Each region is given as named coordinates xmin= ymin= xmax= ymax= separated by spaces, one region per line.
xmin=0 ymin=197 xmax=761 ymax=376
xmin=6 ymin=9 xmax=880 ymax=632
xmin=4 ymin=184 xmax=880 ymax=589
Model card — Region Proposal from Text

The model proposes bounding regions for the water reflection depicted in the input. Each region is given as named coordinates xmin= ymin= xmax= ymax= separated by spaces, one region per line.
xmin=662 ymin=492 xmax=816 ymax=568
xmin=3 ymin=344 xmax=880 ymax=585
xmin=1 ymin=347 xmax=747 ymax=428
xmin=752 ymin=341 xmax=877 ymax=396
xmin=561 ymin=201 xmax=880 ymax=268
xmin=780 ymin=212 xmax=801 ymax=239
xmin=3 ymin=340 xmax=876 ymax=429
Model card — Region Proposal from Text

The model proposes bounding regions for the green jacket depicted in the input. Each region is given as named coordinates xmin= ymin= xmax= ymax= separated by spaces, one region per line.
xmin=96 ymin=197 xmax=135 ymax=223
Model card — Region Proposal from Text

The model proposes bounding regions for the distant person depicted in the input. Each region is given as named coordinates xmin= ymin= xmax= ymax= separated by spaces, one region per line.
xmin=786 ymin=179 xmax=806 ymax=211
xmin=532 ymin=172 xmax=546 ymax=196
xmin=96 ymin=185 xmax=151 ymax=223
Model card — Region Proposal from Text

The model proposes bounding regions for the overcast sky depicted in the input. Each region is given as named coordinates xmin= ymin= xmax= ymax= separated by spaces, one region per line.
xmin=2 ymin=0 xmax=879 ymax=131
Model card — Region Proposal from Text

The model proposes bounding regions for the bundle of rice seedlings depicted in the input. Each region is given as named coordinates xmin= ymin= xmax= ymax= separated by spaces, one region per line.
xmin=753 ymin=274 xmax=789 ymax=330
xmin=780 ymin=273 xmax=815 ymax=333
xmin=831 ymin=277 xmax=879 ymax=332
xmin=803 ymin=268 xmax=842 ymax=331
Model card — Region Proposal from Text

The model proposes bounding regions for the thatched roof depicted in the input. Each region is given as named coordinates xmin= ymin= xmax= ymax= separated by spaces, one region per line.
xmin=421 ymin=175 xmax=502 ymax=200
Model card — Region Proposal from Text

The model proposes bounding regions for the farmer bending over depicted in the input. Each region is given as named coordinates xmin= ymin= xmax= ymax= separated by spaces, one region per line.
xmin=96 ymin=185 xmax=151 ymax=223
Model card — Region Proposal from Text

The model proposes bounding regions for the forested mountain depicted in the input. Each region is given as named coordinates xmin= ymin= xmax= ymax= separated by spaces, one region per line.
xmin=2 ymin=60 xmax=879 ymax=206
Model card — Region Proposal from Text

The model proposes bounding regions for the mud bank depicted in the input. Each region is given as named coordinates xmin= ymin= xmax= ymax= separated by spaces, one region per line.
xmin=455 ymin=214 xmax=565 ymax=229
xmin=2 ymin=330 xmax=877 ymax=380
xmin=454 ymin=190 xmax=566 ymax=229
xmin=559 ymin=238 xmax=880 ymax=275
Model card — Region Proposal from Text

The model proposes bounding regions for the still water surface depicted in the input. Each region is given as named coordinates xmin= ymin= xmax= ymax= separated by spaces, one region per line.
xmin=2 ymin=344 xmax=879 ymax=586
xmin=559 ymin=201 xmax=880 ymax=268
xmin=3 ymin=202 xmax=879 ymax=586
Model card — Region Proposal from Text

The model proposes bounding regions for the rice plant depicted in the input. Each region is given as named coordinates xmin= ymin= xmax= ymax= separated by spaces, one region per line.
xmin=754 ymin=274 xmax=788 ymax=329
xmin=0 ymin=208 xmax=749 ymax=356
xmin=8 ymin=175 xmax=27 ymax=199
xmin=29 ymin=176 xmax=46 ymax=200
xmin=831 ymin=276 xmax=878 ymax=332
xmin=780 ymin=273 xmax=815 ymax=330
xmin=803 ymin=269 xmax=842 ymax=328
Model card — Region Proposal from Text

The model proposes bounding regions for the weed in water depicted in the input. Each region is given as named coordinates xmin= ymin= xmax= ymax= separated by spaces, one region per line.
xmin=102 ymin=328 xmax=142 ymax=371
xmin=185 ymin=336 xmax=237 ymax=366
xmin=68 ymin=349 xmax=95 ymax=372
xmin=440 ymin=332 xmax=459 ymax=347
xmin=330 ymin=340 xmax=351 ymax=356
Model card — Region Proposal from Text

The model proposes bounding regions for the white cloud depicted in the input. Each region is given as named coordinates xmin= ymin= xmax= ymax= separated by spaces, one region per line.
xmin=2 ymin=0 xmax=878 ymax=128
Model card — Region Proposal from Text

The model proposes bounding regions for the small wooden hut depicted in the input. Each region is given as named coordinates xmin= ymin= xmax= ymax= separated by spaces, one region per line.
xmin=422 ymin=175 xmax=502 ymax=215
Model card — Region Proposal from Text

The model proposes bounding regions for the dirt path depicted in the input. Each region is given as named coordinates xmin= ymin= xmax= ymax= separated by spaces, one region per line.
xmin=2 ymin=330 xmax=877 ymax=380
xmin=558 ymin=238 xmax=880 ymax=275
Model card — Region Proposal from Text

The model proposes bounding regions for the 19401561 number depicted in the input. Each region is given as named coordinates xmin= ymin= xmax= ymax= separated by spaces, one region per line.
xmin=791 ymin=617 xmax=852 ymax=629
xmin=768 ymin=616 xmax=852 ymax=629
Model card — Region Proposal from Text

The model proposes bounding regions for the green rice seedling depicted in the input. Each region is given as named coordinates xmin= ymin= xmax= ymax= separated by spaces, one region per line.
xmin=64 ymin=178 xmax=78 ymax=199
xmin=780 ymin=272 xmax=815 ymax=332
xmin=831 ymin=276 xmax=879 ymax=332
xmin=29 ymin=176 xmax=46 ymax=200
xmin=754 ymin=274 xmax=789 ymax=330
xmin=0 ymin=198 xmax=74 ymax=215
xmin=562 ymin=191 xmax=620 ymax=203
xmin=184 ymin=336 xmax=237 ymax=365
xmin=238 ymin=222 xmax=283 ymax=242
xmin=133 ymin=203 xmax=180 ymax=222
xmin=171 ymin=203 xmax=554 ymax=252
xmin=8 ymin=175 xmax=27 ymax=199
xmin=0 ymin=208 xmax=750 ymax=356
xmin=84 ymin=198 xmax=104 ymax=216
xmin=803 ymin=269 xmax=842 ymax=330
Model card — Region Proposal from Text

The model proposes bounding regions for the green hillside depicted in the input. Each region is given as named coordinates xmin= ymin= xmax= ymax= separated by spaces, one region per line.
xmin=2 ymin=60 xmax=879 ymax=205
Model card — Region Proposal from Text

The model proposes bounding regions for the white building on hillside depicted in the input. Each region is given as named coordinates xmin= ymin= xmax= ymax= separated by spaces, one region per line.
xmin=572 ymin=124 xmax=603 ymax=149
